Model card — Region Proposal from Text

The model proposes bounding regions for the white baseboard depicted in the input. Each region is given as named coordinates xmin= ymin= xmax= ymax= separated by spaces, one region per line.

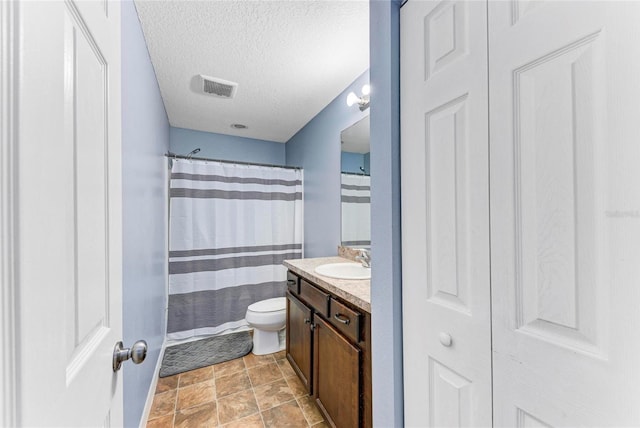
xmin=138 ymin=339 xmax=167 ymax=428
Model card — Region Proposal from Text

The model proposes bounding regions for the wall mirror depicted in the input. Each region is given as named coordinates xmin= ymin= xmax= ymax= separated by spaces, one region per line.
xmin=340 ymin=115 xmax=371 ymax=248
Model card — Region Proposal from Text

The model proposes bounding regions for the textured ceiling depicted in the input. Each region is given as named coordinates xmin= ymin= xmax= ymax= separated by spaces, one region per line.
xmin=135 ymin=0 xmax=369 ymax=143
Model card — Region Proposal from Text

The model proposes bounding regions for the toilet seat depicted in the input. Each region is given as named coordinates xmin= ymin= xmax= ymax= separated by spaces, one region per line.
xmin=247 ymin=297 xmax=286 ymax=313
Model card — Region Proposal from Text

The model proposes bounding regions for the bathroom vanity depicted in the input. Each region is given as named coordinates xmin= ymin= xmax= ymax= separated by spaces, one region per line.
xmin=283 ymin=256 xmax=371 ymax=428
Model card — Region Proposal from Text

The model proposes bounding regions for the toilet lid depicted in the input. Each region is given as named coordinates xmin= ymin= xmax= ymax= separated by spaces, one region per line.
xmin=248 ymin=297 xmax=286 ymax=313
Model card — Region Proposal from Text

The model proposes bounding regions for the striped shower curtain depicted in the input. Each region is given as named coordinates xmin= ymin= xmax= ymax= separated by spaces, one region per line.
xmin=341 ymin=173 xmax=370 ymax=247
xmin=167 ymin=159 xmax=303 ymax=340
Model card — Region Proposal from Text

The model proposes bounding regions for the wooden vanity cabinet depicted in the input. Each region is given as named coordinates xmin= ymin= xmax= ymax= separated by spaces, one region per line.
xmin=285 ymin=270 xmax=371 ymax=428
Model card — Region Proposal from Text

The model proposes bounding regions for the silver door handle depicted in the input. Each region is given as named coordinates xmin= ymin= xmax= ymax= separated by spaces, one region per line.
xmin=113 ymin=340 xmax=147 ymax=372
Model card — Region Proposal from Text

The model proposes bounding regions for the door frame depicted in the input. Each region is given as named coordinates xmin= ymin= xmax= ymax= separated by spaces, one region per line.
xmin=0 ymin=1 xmax=18 ymax=426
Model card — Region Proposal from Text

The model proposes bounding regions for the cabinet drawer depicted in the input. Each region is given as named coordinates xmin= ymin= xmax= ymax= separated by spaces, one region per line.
xmin=329 ymin=298 xmax=361 ymax=343
xmin=300 ymin=279 xmax=330 ymax=317
xmin=287 ymin=271 xmax=300 ymax=295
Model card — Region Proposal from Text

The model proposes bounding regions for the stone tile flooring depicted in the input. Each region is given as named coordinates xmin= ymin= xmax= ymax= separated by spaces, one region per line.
xmin=146 ymin=350 xmax=328 ymax=428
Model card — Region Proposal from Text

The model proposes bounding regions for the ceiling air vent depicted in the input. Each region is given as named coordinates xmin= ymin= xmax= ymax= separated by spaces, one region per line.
xmin=200 ymin=75 xmax=238 ymax=99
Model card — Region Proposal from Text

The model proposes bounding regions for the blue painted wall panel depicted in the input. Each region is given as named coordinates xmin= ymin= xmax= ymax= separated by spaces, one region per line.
xmin=170 ymin=127 xmax=286 ymax=166
xmin=370 ymin=0 xmax=403 ymax=426
xmin=122 ymin=1 xmax=169 ymax=426
xmin=286 ymin=70 xmax=370 ymax=257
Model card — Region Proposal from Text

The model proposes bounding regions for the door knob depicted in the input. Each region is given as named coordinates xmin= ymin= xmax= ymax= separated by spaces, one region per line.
xmin=439 ymin=332 xmax=453 ymax=347
xmin=113 ymin=340 xmax=148 ymax=372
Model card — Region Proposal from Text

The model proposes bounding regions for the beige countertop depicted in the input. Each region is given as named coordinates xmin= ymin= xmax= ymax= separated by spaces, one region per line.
xmin=283 ymin=256 xmax=371 ymax=313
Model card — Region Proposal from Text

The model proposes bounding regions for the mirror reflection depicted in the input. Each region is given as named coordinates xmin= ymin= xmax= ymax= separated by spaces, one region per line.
xmin=340 ymin=115 xmax=371 ymax=248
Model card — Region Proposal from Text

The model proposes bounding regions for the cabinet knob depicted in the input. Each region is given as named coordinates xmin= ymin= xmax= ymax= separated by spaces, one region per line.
xmin=439 ymin=332 xmax=453 ymax=347
xmin=304 ymin=318 xmax=311 ymax=324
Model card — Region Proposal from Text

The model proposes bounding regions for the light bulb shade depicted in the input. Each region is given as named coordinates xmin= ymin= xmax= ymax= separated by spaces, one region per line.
xmin=346 ymin=92 xmax=359 ymax=107
xmin=361 ymin=84 xmax=371 ymax=96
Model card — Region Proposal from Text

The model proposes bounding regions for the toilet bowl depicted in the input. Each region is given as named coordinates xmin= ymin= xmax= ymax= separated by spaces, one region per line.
xmin=245 ymin=297 xmax=286 ymax=355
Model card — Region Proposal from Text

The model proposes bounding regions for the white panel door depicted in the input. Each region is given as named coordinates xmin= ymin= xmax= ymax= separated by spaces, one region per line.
xmin=401 ymin=1 xmax=492 ymax=426
xmin=16 ymin=0 xmax=123 ymax=426
xmin=489 ymin=1 xmax=640 ymax=426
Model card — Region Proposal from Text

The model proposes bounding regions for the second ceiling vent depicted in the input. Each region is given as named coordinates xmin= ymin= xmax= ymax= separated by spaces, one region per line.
xmin=200 ymin=75 xmax=238 ymax=99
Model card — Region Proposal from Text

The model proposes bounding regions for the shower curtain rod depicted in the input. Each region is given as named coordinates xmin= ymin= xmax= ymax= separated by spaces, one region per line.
xmin=165 ymin=152 xmax=302 ymax=170
xmin=341 ymin=171 xmax=370 ymax=177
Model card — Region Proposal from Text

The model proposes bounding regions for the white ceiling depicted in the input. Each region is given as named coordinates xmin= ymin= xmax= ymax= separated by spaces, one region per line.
xmin=134 ymin=0 xmax=369 ymax=143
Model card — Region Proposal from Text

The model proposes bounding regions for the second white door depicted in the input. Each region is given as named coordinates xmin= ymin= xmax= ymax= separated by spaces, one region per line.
xmin=489 ymin=1 xmax=640 ymax=425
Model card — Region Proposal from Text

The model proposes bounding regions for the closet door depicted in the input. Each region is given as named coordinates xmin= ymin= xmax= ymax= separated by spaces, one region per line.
xmin=401 ymin=1 xmax=492 ymax=426
xmin=489 ymin=2 xmax=640 ymax=426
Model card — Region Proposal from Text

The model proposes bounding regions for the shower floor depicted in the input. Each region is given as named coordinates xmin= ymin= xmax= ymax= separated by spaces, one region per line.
xmin=146 ymin=350 xmax=327 ymax=427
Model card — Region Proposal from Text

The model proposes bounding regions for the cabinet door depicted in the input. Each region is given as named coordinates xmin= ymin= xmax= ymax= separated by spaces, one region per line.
xmin=286 ymin=291 xmax=312 ymax=393
xmin=313 ymin=316 xmax=360 ymax=428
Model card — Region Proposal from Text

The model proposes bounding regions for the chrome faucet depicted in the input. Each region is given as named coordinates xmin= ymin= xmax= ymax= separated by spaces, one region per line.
xmin=355 ymin=249 xmax=371 ymax=268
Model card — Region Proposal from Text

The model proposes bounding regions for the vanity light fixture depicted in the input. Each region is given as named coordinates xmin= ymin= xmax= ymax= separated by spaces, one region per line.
xmin=346 ymin=84 xmax=371 ymax=111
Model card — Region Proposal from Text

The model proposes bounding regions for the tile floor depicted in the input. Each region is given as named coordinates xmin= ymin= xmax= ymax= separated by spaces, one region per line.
xmin=146 ymin=350 xmax=328 ymax=428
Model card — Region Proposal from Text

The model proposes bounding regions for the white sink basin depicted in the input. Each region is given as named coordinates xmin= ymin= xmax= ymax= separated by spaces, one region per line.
xmin=314 ymin=262 xmax=371 ymax=280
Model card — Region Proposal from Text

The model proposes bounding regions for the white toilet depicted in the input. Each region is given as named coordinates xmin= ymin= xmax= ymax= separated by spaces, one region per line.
xmin=245 ymin=297 xmax=286 ymax=355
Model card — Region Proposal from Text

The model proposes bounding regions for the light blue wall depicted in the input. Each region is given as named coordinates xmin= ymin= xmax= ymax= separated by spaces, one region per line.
xmin=122 ymin=1 xmax=169 ymax=426
xmin=341 ymin=152 xmax=367 ymax=174
xmin=170 ymin=127 xmax=286 ymax=165
xmin=286 ymin=70 xmax=370 ymax=257
xmin=370 ymin=0 xmax=403 ymax=426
